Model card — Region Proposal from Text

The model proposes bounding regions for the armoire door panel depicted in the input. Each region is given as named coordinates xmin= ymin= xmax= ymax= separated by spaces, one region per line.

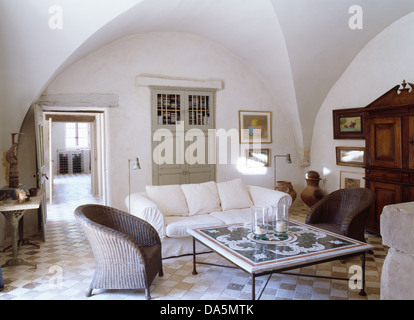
xmin=366 ymin=181 xmax=402 ymax=234
xmin=363 ymin=81 xmax=414 ymax=235
xmin=408 ymin=186 xmax=414 ymax=201
xmin=374 ymin=124 xmax=395 ymax=160
xmin=367 ymin=117 xmax=402 ymax=168
xmin=408 ymin=116 xmax=414 ymax=169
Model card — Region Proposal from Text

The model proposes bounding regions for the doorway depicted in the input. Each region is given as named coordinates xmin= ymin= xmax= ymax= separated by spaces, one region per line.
xmin=42 ymin=111 xmax=107 ymax=207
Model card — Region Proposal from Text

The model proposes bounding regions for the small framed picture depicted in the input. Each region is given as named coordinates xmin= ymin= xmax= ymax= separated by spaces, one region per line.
xmin=245 ymin=148 xmax=271 ymax=167
xmin=340 ymin=171 xmax=365 ymax=189
xmin=333 ymin=108 xmax=364 ymax=139
xmin=336 ymin=146 xmax=365 ymax=167
xmin=239 ymin=110 xmax=272 ymax=144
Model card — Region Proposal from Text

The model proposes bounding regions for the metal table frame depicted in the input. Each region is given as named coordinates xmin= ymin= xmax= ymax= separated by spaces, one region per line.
xmin=189 ymin=221 xmax=373 ymax=300
xmin=0 ymin=192 xmax=43 ymax=269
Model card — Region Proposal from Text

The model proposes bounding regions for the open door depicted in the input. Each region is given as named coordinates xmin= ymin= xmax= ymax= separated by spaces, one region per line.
xmin=91 ymin=112 xmax=107 ymax=203
xmin=34 ymin=104 xmax=48 ymax=242
xmin=48 ymin=118 xmax=53 ymax=201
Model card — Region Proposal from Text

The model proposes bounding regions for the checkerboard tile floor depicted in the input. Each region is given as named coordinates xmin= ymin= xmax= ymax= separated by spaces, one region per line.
xmin=0 ymin=175 xmax=386 ymax=300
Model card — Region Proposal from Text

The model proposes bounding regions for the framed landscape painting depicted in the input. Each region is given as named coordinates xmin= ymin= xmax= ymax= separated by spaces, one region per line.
xmin=245 ymin=148 xmax=271 ymax=167
xmin=340 ymin=171 xmax=365 ymax=189
xmin=333 ymin=108 xmax=364 ymax=139
xmin=336 ymin=146 xmax=365 ymax=167
xmin=239 ymin=111 xmax=272 ymax=144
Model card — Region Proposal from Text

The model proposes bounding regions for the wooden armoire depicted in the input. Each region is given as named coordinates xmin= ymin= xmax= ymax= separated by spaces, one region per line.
xmin=363 ymin=81 xmax=414 ymax=234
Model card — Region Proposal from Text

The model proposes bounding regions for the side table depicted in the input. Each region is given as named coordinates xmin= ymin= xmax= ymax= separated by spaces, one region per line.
xmin=0 ymin=191 xmax=44 ymax=269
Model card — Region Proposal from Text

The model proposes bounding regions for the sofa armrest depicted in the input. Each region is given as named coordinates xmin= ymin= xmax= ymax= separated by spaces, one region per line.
xmin=125 ymin=192 xmax=166 ymax=239
xmin=247 ymin=185 xmax=292 ymax=208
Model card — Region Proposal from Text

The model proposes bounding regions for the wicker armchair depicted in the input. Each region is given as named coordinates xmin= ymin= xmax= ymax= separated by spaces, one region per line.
xmin=305 ymin=187 xmax=376 ymax=243
xmin=74 ymin=204 xmax=163 ymax=299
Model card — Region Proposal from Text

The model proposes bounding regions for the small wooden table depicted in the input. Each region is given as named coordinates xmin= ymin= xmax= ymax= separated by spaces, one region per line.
xmin=0 ymin=192 xmax=44 ymax=268
xmin=189 ymin=220 xmax=374 ymax=300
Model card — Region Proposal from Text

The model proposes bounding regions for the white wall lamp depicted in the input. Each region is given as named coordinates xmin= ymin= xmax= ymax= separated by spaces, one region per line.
xmin=128 ymin=157 xmax=141 ymax=213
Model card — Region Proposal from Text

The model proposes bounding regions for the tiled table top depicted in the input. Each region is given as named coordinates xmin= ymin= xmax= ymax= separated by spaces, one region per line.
xmin=189 ymin=220 xmax=374 ymax=273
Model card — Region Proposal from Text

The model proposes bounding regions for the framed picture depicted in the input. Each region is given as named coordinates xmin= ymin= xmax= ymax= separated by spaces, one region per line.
xmin=239 ymin=110 xmax=272 ymax=144
xmin=336 ymin=146 xmax=365 ymax=167
xmin=333 ymin=108 xmax=364 ymax=139
xmin=340 ymin=171 xmax=365 ymax=189
xmin=245 ymin=148 xmax=271 ymax=167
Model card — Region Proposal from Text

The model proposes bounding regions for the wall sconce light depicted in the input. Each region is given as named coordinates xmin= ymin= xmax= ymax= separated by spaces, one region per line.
xmin=128 ymin=157 xmax=141 ymax=213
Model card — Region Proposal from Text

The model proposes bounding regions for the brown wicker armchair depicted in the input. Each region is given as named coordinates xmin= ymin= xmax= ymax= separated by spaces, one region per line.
xmin=305 ymin=187 xmax=376 ymax=243
xmin=74 ymin=204 xmax=163 ymax=299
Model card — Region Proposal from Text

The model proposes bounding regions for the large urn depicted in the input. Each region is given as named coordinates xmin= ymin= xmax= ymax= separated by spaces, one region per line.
xmin=301 ymin=171 xmax=325 ymax=207
xmin=274 ymin=180 xmax=297 ymax=203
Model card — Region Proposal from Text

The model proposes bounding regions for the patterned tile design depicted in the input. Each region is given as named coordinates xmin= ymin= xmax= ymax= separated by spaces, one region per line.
xmin=0 ymin=174 xmax=386 ymax=300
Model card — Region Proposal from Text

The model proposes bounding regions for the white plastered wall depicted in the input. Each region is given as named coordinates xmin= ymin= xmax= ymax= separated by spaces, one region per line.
xmin=43 ymin=32 xmax=304 ymax=210
xmin=309 ymin=12 xmax=414 ymax=193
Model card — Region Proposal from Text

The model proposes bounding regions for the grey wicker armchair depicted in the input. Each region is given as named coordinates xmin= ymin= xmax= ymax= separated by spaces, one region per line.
xmin=305 ymin=187 xmax=376 ymax=243
xmin=74 ymin=204 xmax=163 ymax=299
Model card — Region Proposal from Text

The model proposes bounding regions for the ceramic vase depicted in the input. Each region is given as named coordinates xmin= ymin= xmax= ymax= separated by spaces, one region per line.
xmin=301 ymin=171 xmax=325 ymax=207
xmin=274 ymin=181 xmax=297 ymax=203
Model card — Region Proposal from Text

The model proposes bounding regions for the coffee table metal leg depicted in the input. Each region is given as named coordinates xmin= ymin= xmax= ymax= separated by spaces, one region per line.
xmin=359 ymin=251 xmax=367 ymax=296
xmin=192 ymin=237 xmax=198 ymax=275
xmin=252 ymin=273 xmax=256 ymax=300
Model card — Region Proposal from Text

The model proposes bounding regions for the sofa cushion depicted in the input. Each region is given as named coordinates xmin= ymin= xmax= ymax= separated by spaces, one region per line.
xmin=216 ymin=178 xmax=253 ymax=210
xmin=145 ymin=185 xmax=188 ymax=216
xmin=210 ymin=208 xmax=252 ymax=225
xmin=165 ymin=215 xmax=224 ymax=238
xmin=181 ymin=181 xmax=221 ymax=216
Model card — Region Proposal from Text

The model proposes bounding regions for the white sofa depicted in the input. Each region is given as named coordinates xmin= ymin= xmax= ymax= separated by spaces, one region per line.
xmin=126 ymin=178 xmax=292 ymax=258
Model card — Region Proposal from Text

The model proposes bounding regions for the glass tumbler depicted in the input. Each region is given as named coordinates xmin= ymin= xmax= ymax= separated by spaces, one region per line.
xmin=251 ymin=206 xmax=268 ymax=240
xmin=271 ymin=203 xmax=289 ymax=240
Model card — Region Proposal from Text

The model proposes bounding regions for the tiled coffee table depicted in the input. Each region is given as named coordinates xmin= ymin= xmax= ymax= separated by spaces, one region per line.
xmin=188 ymin=220 xmax=374 ymax=300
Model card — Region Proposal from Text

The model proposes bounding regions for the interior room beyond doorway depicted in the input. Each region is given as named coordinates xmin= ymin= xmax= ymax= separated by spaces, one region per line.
xmin=49 ymin=173 xmax=102 ymax=221
xmin=43 ymin=111 xmax=106 ymax=207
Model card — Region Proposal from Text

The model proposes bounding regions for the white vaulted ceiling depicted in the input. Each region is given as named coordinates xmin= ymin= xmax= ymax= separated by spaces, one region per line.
xmin=1 ymin=0 xmax=414 ymax=153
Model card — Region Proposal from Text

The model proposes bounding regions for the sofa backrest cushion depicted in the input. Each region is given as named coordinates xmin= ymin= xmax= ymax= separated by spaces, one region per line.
xmin=181 ymin=181 xmax=221 ymax=216
xmin=145 ymin=184 xmax=188 ymax=216
xmin=216 ymin=178 xmax=253 ymax=211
